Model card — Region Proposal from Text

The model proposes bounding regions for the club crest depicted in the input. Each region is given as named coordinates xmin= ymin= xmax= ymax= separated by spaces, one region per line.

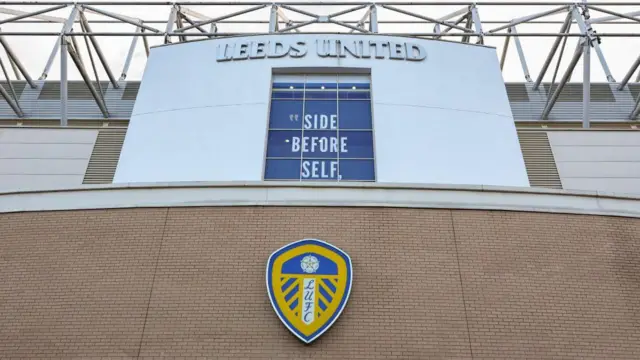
xmin=266 ymin=239 xmax=353 ymax=344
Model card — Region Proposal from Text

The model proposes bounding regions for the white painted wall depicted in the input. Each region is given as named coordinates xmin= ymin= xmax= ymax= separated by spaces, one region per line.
xmin=548 ymin=131 xmax=640 ymax=195
xmin=114 ymin=34 xmax=530 ymax=187
xmin=0 ymin=128 xmax=98 ymax=191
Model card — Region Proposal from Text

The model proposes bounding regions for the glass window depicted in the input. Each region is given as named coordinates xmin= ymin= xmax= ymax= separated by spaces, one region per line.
xmin=265 ymin=74 xmax=375 ymax=182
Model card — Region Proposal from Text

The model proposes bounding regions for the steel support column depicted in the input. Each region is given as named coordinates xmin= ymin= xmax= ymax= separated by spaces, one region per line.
xmin=0 ymin=32 xmax=36 ymax=88
xmin=630 ymin=94 xmax=640 ymax=120
xmin=541 ymin=41 xmax=583 ymax=120
xmin=60 ymin=36 xmax=68 ymax=126
xmin=164 ymin=6 xmax=178 ymax=44
xmin=66 ymin=41 xmax=109 ymax=118
xmin=79 ymin=11 xmax=119 ymax=88
xmin=510 ymin=26 xmax=532 ymax=81
xmin=572 ymin=6 xmax=615 ymax=82
xmin=269 ymin=5 xmax=278 ymax=33
xmin=41 ymin=5 xmax=78 ymax=80
xmin=583 ymin=38 xmax=591 ymax=128
xmin=500 ymin=28 xmax=510 ymax=70
xmin=470 ymin=4 xmax=484 ymax=44
xmin=0 ymin=82 xmax=23 ymax=117
xmin=533 ymin=11 xmax=572 ymax=90
xmin=369 ymin=5 xmax=378 ymax=33
xmin=119 ymin=26 xmax=140 ymax=80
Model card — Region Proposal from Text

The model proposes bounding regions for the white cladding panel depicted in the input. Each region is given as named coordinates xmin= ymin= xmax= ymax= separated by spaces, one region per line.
xmin=114 ymin=34 xmax=529 ymax=187
xmin=0 ymin=128 xmax=97 ymax=191
xmin=548 ymin=131 xmax=640 ymax=195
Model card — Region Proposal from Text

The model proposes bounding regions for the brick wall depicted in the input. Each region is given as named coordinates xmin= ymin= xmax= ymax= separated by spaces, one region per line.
xmin=1 ymin=207 xmax=639 ymax=359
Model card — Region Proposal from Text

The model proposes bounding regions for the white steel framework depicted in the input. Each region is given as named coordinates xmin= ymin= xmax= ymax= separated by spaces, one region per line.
xmin=0 ymin=2 xmax=638 ymax=127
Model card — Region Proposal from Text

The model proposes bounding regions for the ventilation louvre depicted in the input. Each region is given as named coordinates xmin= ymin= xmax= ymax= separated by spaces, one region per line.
xmin=122 ymin=82 xmax=141 ymax=101
xmin=83 ymin=128 xmax=127 ymax=184
xmin=505 ymin=83 xmax=530 ymax=102
xmin=39 ymin=81 xmax=110 ymax=100
xmin=517 ymin=130 xmax=563 ymax=189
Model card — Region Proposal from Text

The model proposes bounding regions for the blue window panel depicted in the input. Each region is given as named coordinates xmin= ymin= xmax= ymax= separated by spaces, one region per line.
xmin=305 ymin=90 xmax=338 ymax=100
xmin=306 ymin=82 xmax=338 ymax=90
xmin=338 ymin=100 xmax=372 ymax=129
xmin=300 ymin=159 xmax=339 ymax=181
xmin=338 ymin=83 xmax=370 ymax=90
xmin=338 ymin=159 xmax=375 ymax=181
xmin=304 ymin=100 xmax=338 ymax=130
xmin=300 ymin=130 xmax=338 ymax=158
xmin=264 ymin=159 xmax=301 ymax=180
xmin=273 ymin=82 xmax=304 ymax=90
xmin=339 ymin=131 xmax=374 ymax=158
xmin=269 ymin=100 xmax=303 ymax=129
xmin=266 ymin=130 xmax=302 ymax=158
xmin=272 ymin=91 xmax=304 ymax=100
xmin=339 ymin=91 xmax=371 ymax=100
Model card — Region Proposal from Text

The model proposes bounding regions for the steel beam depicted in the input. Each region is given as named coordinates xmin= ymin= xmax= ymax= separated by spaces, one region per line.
xmin=590 ymin=10 xmax=640 ymax=24
xmin=0 ymin=32 xmax=36 ymax=88
xmin=8 ymin=55 xmax=20 ymax=80
xmin=330 ymin=19 xmax=370 ymax=33
xmin=0 ymin=4 xmax=67 ymax=26
xmin=142 ymin=27 xmax=150 ymax=57
xmin=66 ymin=38 xmax=109 ymax=118
xmin=119 ymin=26 xmax=140 ymax=80
xmin=164 ymin=5 xmax=177 ymax=44
xmin=83 ymin=5 xmax=160 ymax=33
xmin=533 ymin=11 xmax=572 ymax=90
xmin=175 ymin=4 xmax=268 ymax=33
xmin=180 ymin=13 xmax=212 ymax=37
xmin=510 ymin=26 xmax=532 ymax=81
xmin=541 ymin=41 xmax=583 ymax=120
xmin=277 ymin=5 xmax=319 ymax=20
xmin=276 ymin=7 xmax=301 ymax=33
xmin=175 ymin=11 xmax=187 ymax=42
xmin=280 ymin=19 xmax=316 ymax=33
xmin=349 ymin=6 xmax=370 ymax=33
xmin=572 ymin=6 xmax=615 ymax=82
xmin=462 ymin=13 xmax=473 ymax=43
xmin=617 ymin=53 xmax=640 ymax=90
xmin=40 ymin=5 xmax=77 ymax=80
xmin=500 ymin=28 xmax=510 ymax=70
xmin=329 ymin=4 xmax=369 ymax=18
xmin=0 ymin=6 xmax=66 ymax=23
xmin=487 ymin=5 xmax=568 ymax=33
xmin=60 ymin=36 xmax=68 ymax=126
xmin=583 ymin=38 xmax=590 ymax=128
xmin=381 ymin=4 xmax=474 ymax=33
xmin=435 ymin=13 xmax=468 ymax=39
xmin=630 ymin=93 xmax=640 ymax=119
xmin=79 ymin=11 xmax=119 ymax=88
xmin=0 ymin=54 xmax=23 ymax=117
xmin=437 ymin=7 xmax=469 ymax=22
xmin=588 ymin=5 xmax=640 ymax=24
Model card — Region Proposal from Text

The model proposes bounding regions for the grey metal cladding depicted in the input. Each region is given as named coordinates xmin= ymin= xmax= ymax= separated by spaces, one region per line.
xmin=505 ymin=83 xmax=529 ymax=102
xmin=629 ymin=84 xmax=640 ymax=101
xmin=121 ymin=82 xmax=141 ymax=101
xmin=38 ymin=81 xmax=110 ymax=100
xmin=542 ymin=83 xmax=615 ymax=102
xmin=0 ymin=81 xmax=26 ymax=99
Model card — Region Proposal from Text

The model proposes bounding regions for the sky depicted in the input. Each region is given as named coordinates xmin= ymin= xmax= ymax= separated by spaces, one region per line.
xmin=0 ymin=0 xmax=638 ymax=83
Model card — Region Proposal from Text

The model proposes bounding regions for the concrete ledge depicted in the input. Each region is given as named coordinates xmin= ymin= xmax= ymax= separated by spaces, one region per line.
xmin=1 ymin=182 xmax=639 ymax=218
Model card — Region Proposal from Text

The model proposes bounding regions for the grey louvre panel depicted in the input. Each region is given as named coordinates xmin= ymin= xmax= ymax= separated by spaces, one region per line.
xmin=38 ymin=81 xmax=110 ymax=100
xmin=543 ymin=83 xmax=615 ymax=102
xmin=122 ymin=82 xmax=141 ymax=100
xmin=629 ymin=84 xmax=640 ymax=101
xmin=517 ymin=130 xmax=563 ymax=189
xmin=505 ymin=83 xmax=529 ymax=102
xmin=83 ymin=128 xmax=127 ymax=184
xmin=0 ymin=81 xmax=26 ymax=99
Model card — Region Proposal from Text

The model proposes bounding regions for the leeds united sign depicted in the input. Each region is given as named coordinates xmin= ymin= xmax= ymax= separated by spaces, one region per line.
xmin=216 ymin=38 xmax=427 ymax=62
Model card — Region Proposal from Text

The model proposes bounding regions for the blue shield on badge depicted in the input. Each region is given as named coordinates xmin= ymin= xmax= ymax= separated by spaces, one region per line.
xmin=266 ymin=239 xmax=353 ymax=344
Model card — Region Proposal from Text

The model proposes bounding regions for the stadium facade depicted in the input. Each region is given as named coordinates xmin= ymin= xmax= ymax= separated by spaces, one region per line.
xmin=0 ymin=2 xmax=639 ymax=359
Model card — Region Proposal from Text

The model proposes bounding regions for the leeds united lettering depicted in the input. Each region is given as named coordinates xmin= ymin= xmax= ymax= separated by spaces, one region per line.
xmin=216 ymin=39 xmax=427 ymax=62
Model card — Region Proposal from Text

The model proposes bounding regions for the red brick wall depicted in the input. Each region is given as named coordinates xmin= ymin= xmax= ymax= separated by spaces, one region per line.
xmin=1 ymin=207 xmax=639 ymax=359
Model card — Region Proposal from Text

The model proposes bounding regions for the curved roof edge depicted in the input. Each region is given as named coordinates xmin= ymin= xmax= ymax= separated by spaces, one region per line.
xmin=1 ymin=182 xmax=639 ymax=219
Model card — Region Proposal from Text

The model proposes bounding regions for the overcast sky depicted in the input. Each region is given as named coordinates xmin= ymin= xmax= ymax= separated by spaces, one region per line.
xmin=0 ymin=0 xmax=638 ymax=83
